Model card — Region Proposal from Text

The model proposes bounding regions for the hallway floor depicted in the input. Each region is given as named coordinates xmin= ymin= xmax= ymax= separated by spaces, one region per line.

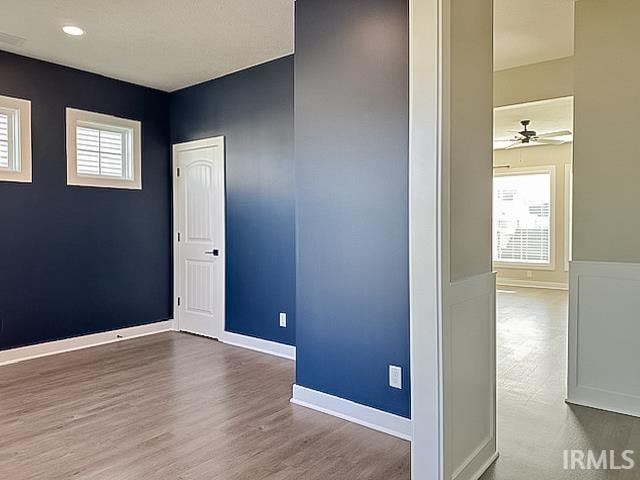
xmin=482 ymin=287 xmax=640 ymax=480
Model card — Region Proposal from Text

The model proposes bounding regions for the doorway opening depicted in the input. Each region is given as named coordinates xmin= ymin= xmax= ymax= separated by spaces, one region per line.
xmin=489 ymin=1 xmax=576 ymax=477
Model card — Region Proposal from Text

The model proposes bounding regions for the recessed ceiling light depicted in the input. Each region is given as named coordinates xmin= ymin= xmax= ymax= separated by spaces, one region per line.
xmin=62 ymin=25 xmax=85 ymax=36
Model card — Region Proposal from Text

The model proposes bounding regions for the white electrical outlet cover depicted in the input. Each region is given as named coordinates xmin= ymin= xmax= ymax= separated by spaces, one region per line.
xmin=389 ymin=365 xmax=402 ymax=389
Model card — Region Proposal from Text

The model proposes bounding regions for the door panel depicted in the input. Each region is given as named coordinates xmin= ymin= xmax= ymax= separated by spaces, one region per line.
xmin=174 ymin=138 xmax=225 ymax=339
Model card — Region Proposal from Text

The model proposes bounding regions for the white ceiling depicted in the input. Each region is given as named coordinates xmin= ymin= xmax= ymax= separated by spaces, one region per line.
xmin=494 ymin=96 xmax=574 ymax=149
xmin=494 ymin=0 xmax=575 ymax=71
xmin=0 ymin=0 xmax=294 ymax=92
xmin=0 ymin=1 xmax=573 ymax=90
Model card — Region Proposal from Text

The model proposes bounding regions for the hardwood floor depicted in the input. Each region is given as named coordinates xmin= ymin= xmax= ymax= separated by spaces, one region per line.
xmin=0 ymin=332 xmax=410 ymax=480
xmin=482 ymin=287 xmax=640 ymax=480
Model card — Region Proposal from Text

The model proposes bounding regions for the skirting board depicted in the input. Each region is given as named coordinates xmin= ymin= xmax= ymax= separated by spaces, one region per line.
xmin=496 ymin=278 xmax=568 ymax=291
xmin=221 ymin=331 xmax=296 ymax=361
xmin=0 ymin=320 xmax=174 ymax=367
xmin=464 ymin=452 xmax=500 ymax=480
xmin=291 ymin=384 xmax=412 ymax=441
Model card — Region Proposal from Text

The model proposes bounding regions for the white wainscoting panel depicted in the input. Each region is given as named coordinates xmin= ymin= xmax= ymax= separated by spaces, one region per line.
xmin=291 ymin=385 xmax=412 ymax=441
xmin=568 ymin=261 xmax=640 ymax=417
xmin=443 ymin=272 xmax=497 ymax=480
xmin=0 ymin=320 xmax=174 ymax=367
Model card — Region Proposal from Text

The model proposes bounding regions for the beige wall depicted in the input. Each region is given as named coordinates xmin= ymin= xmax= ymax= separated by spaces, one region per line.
xmin=494 ymin=56 xmax=574 ymax=108
xmin=573 ymin=0 xmax=640 ymax=263
xmin=449 ymin=0 xmax=494 ymax=282
xmin=494 ymin=143 xmax=572 ymax=286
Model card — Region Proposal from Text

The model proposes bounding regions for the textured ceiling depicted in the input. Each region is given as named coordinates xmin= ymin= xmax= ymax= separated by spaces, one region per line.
xmin=494 ymin=0 xmax=575 ymax=71
xmin=0 ymin=1 xmax=574 ymax=90
xmin=0 ymin=0 xmax=294 ymax=91
xmin=494 ymin=96 xmax=574 ymax=148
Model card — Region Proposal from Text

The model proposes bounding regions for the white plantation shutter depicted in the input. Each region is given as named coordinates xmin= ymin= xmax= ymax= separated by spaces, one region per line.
xmin=66 ymin=108 xmax=141 ymax=189
xmin=493 ymin=171 xmax=552 ymax=265
xmin=0 ymin=112 xmax=9 ymax=168
xmin=76 ymin=124 xmax=128 ymax=178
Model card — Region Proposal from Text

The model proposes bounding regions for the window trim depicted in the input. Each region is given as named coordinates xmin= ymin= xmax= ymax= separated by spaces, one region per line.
xmin=493 ymin=165 xmax=556 ymax=271
xmin=0 ymin=94 xmax=32 ymax=184
xmin=66 ymin=108 xmax=142 ymax=190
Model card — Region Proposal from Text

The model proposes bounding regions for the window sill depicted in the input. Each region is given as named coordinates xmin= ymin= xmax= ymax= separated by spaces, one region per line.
xmin=493 ymin=261 xmax=556 ymax=271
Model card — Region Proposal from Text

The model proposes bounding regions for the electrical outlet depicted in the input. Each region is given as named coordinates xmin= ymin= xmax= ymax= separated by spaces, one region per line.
xmin=279 ymin=312 xmax=287 ymax=328
xmin=389 ymin=365 xmax=402 ymax=389
xmin=526 ymin=270 xmax=533 ymax=279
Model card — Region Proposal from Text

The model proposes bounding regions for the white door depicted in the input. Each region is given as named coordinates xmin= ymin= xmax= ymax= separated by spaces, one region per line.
xmin=173 ymin=137 xmax=225 ymax=339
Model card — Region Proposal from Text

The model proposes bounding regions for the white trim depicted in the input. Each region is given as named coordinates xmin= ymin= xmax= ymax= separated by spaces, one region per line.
xmin=564 ymin=163 xmax=572 ymax=272
xmin=409 ymin=0 xmax=445 ymax=477
xmin=172 ymin=136 xmax=226 ymax=340
xmin=0 ymin=320 xmax=174 ymax=367
xmin=568 ymin=260 xmax=640 ymax=418
xmin=291 ymin=384 xmax=412 ymax=441
xmin=221 ymin=331 xmax=296 ymax=361
xmin=0 ymin=94 xmax=32 ymax=183
xmin=493 ymin=165 xmax=557 ymax=271
xmin=496 ymin=278 xmax=568 ymax=291
xmin=65 ymin=108 xmax=142 ymax=190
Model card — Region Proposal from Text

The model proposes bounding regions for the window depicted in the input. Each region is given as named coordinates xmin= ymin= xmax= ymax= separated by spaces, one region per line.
xmin=493 ymin=167 xmax=555 ymax=268
xmin=0 ymin=94 xmax=32 ymax=183
xmin=66 ymin=108 xmax=141 ymax=189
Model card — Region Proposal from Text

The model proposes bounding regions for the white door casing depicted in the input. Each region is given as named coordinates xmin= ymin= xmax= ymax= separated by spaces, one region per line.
xmin=173 ymin=137 xmax=225 ymax=339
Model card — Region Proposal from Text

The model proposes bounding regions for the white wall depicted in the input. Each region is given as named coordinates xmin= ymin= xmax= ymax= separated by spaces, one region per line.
xmin=568 ymin=0 xmax=640 ymax=418
xmin=494 ymin=56 xmax=574 ymax=108
xmin=410 ymin=0 xmax=496 ymax=478
xmin=443 ymin=0 xmax=497 ymax=478
xmin=573 ymin=0 xmax=640 ymax=264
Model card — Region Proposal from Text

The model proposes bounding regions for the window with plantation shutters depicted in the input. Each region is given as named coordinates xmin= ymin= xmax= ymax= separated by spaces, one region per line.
xmin=66 ymin=108 xmax=141 ymax=189
xmin=493 ymin=168 xmax=554 ymax=267
xmin=76 ymin=124 xmax=129 ymax=178
xmin=0 ymin=94 xmax=32 ymax=183
xmin=0 ymin=112 xmax=9 ymax=168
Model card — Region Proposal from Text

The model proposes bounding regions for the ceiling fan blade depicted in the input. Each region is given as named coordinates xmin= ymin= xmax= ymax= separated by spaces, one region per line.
xmin=536 ymin=138 xmax=565 ymax=145
xmin=504 ymin=142 xmax=521 ymax=149
xmin=537 ymin=130 xmax=572 ymax=139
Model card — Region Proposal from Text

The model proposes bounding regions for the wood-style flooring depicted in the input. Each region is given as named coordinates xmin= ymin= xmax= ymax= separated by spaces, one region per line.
xmin=482 ymin=287 xmax=640 ymax=480
xmin=4 ymin=288 xmax=640 ymax=479
xmin=0 ymin=332 xmax=410 ymax=480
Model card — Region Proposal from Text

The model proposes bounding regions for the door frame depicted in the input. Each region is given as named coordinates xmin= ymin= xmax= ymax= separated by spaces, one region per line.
xmin=172 ymin=136 xmax=226 ymax=337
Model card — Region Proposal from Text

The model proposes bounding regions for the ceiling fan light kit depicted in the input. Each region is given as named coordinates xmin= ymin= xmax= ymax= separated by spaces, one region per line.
xmin=496 ymin=119 xmax=573 ymax=150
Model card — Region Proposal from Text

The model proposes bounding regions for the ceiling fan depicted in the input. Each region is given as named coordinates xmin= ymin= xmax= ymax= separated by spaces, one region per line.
xmin=496 ymin=120 xmax=572 ymax=149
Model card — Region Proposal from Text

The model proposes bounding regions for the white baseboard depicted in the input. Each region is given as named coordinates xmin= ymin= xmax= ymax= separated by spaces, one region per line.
xmin=221 ymin=331 xmax=296 ymax=360
xmin=290 ymin=384 xmax=412 ymax=441
xmin=0 ymin=320 xmax=175 ymax=367
xmin=496 ymin=278 xmax=568 ymax=290
xmin=465 ymin=452 xmax=499 ymax=480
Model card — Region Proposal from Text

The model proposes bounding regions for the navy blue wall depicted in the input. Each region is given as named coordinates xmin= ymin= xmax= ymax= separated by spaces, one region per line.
xmin=295 ymin=0 xmax=410 ymax=417
xmin=0 ymin=51 xmax=172 ymax=350
xmin=171 ymin=56 xmax=296 ymax=346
